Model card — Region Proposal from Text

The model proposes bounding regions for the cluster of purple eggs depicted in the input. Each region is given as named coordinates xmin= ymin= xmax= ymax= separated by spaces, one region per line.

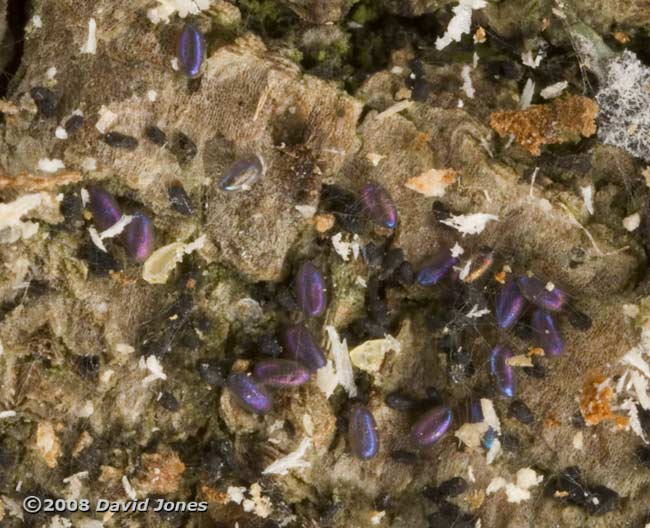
xmin=87 ymin=186 xmax=154 ymax=263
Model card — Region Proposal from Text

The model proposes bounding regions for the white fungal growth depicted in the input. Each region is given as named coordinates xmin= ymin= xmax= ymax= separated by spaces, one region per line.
xmin=440 ymin=212 xmax=498 ymax=236
xmin=37 ymin=158 xmax=65 ymax=173
xmin=80 ymin=18 xmax=97 ymax=54
xmin=262 ymin=438 xmax=311 ymax=475
xmin=435 ymin=0 xmax=487 ymax=50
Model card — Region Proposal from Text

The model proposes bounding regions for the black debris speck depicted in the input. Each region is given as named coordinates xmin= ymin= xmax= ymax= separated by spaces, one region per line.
xmin=259 ymin=334 xmax=283 ymax=357
xmin=30 ymin=87 xmax=58 ymax=117
xmin=390 ymin=450 xmax=418 ymax=463
xmin=196 ymin=361 xmax=227 ymax=387
xmin=168 ymin=180 xmax=194 ymax=215
xmin=438 ymin=477 xmax=468 ymax=498
xmin=508 ymin=399 xmax=534 ymax=424
xmin=102 ymin=131 xmax=138 ymax=150
xmin=637 ymin=446 xmax=650 ymax=469
xmin=78 ymin=242 xmax=122 ymax=277
xmin=569 ymin=309 xmax=592 ymax=331
xmin=64 ymin=114 xmax=84 ymax=135
xmin=77 ymin=355 xmax=100 ymax=378
xmin=158 ymin=391 xmax=180 ymax=412
xmin=145 ymin=125 xmax=167 ymax=146
xmin=171 ymin=132 xmax=197 ymax=164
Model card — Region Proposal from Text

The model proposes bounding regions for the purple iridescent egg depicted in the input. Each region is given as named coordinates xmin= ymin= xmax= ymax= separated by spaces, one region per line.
xmin=177 ymin=23 xmax=205 ymax=79
xmin=410 ymin=405 xmax=453 ymax=449
xmin=294 ymin=261 xmax=327 ymax=318
xmin=253 ymin=358 xmax=310 ymax=388
xmin=531 ymin=309 xmax=564 ymax=357
xmin=218 ymin=155 xmax=265 ymax=192
xmin=283 ymin=324 xmax=326 ymax=372
xmin=360 ymin=183 xmax=397 ymax=229
xmin=121 ymin=212 xmax=154 ymax=263
xmin=348 ymin=403 xmax=380 ymax=460
xmin=490 ymin=345 xmax=516 ymax=398
xmin=517 ymin=275 xmax=567 ymax=312
xmin=87 ymin=185 xmax=122 ymax=231
xmin=415 ymin=251 xmax=459 ymax=286
xmin=495 ymin=278 xmax=526 ymax=330
xmin=226 ymin=373 xmax=272 ymax=415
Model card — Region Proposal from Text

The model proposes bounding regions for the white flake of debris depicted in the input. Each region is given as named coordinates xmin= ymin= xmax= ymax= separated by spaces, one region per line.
xmin=55 ymin=126 xmax=68 ymax=140
xmin=115 ymin=343 xmax=135 ymax=355
xmin=0 ymin=411 xmax=16 ymax=419
xmin=520 ymin=79 xmax=535 ymax=109
xmin=227 ymin=486 xmax=246 ymax=504
xmin=100 ymin=214 xmax=132 ymax=240
xmin=486 ymin=477 xmax=507 ymax=494
xmin=620 ymin=398 xmax=647 ymax=442
xmin=440 ymin=213 xmax=498 ymax=236
xmin=31 ymin=15 xmax=43 ymax=28
xmin=375 ymin=100 xmax=413 ymax=120
xmin=621 ymin=336 xmax=650 ymax=378
xmin=80 ymin=188 xmax=90 ymax=207
xmin=302 ymin=414 xmax=314 ymax=436
xmin=355 ymin=276 xmax=367 ymax=288
xmin=468 ymin=466 xmax=476 ymax=483
xmin=573 ymin=431 xmax=584 ymax=450
xmin=121 ymin=476 xmax=136 ymax=500
xmin=435 ymin=0 xmax=487 ymax=50
xmin=326 ymin=326 xmax=357 ymax=397
xmin=486 ymin=438 xmax=501 ymax=464
xmin=143 ymin=235 xmax=206 ymax=284
xmin=81 ymin=157 xmax=97 ymax=171
xmin=405 ymin=168 xmax=457 ymax=198
xmin=316 ymin=360 xmax=338 ymax=398
xmin=461 ymin=65 xmax=475 ymax=98
xmin=141 ymin=355 xmax=167 ymax=385
xmin=481 ymin=398 xmax=501 ymax=433
xmin=450 ymin=242 xmax=464 ymax=258
xmin=77 ymin=401 xmax=94 ymax=418
xmin=63 ymin=471 xmax=88 ymax=500
xmin=631 ymin=371 xmax=650 ymax=409
xmin=623 ymin=212 xmax=641 ymax=232
xmin=332 ymin=232 xmax=352 ymax=261
xmin=541 ymin=80 xmax=568 ymax=99
xmin=367 ymin=153 xmax=385 ymax=166
xmin=454 ymin=420 xmax=489 ymax=448
xmin=0 ymin=193 xmax=46 ymax=243
xmin=371 ymin=511 xmax=386 ymax=525
xmin=466 ymin=304 xmax=490 ymax=319
xmin=242 ymin=483 xmax=272 ymax=518
xmin=516 ymin=468 xmax=543 ymax=490
xmin=171 ymin=57 xmax=180 ymax=71
xmin=46 ymin=66 xmax=57 ymax=79
xmin=38 ymin=158 xmax=65 ymax=173
xmin=80 ymin=18 xmax=97 ymax=54
xmin=147 ymin=90 xmax=158 ymax=102
xmin=457 ymin=260 xmax=472 ymax=281
xmin=88 ymin=227 xmax=107 ymax=252
xmin=349 ymin=335 xmax=400 ymax=373
xmin=95 ymin=106 xmax=117 ymax=133
xmin=295 ymin=205 xmax=316 ymax=218
xmin=457 ymin=99 xmax=464 ymax=108
xmin=580 ymin=185 xmax=594 ymax=215
xmin=148 ymin=0 xmax=213 ymax=24
xmin=521 ymin=50 xmax=543 ymax=68
xmin=262 ymin=438 xmax=311 ymax=475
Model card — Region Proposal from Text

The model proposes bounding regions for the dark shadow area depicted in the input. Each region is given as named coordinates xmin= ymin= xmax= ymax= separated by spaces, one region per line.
xmin=0 ymin=0 xmax=29 ymax=97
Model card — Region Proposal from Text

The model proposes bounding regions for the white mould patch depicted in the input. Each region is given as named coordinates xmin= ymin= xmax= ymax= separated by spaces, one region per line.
xmin=80 ymin=18 xmax=97 ymax=54
xmin=440 ymin=212 xmax=498 ymax=236
xmin=37 ymin=158 xmax=65 ymax=173
xmin=262 ymin=438 xmax=311 ymax=475
xmin=435 ymin=0 xmax=487 ymax=50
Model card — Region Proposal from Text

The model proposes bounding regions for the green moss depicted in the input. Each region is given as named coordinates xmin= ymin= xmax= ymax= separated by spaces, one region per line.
xmin=350 ymin=3 xmax=379 ymax=25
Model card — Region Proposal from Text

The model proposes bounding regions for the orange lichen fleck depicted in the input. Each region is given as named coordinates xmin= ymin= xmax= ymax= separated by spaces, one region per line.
xmin=579 ymin=373 xmax=629 ymax=427
xmin=489 ymin=95 xmax=598 ymax=156
xmin=612 ymin=31 xmax=631 ymax=44
xmin=494 ymin=270 xmax=507 ymax=284
xmin=314 ymin=213 xmax=335 ymax=233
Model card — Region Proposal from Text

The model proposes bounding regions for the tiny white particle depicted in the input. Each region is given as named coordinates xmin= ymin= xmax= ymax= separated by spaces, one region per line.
xmin=171 ymin=57 xmax=180 ymax=71
xmin=623 ymin=212 xmax=641 ymax=232
xmin=88 ymin=227 xmax=107 ymax=252
xmin=46 ymin=66 xmax=57 ymax=79
xmin=80 ymin=18 xmax=97 ymax=54
xmin=55 ymin=126 xmax=68 ymax=140
xmin=31 ymin=15 xmax=43 ymax=29
xmin=121 ymin=476 xmax=137 ymax=500
xmin=80 ymin=188 xmax=90 ymax=206
xmin=0 ymin=410 xmax=17 ymax=419
xmin=147 ymin=89 xmax=158 ymax=102
xmin=580 ymin=185 xmax=594 ymax=215
xmin=99 ymin=214 xmax=132 ymax=240
xmin=520 ymin=78 xmax=535 ymax=109
xmin=440 ymin=212 xmax=498 ymax=236
xmin=37 ymin=158 xmax=65 ymax=173
xmin=436 ymin=0 xmax=487 ymax=50
xmin=295 ymin=204 xmax=316 ymax=218
xmin=466 ymin=304 xmax=490 ymax=319
xmin=461 ymin=65 xmax=475 ymax=98
xmin=573 ymin=430 xmax=584 ymax=450
xmin=262 ymin=438 xmax=312 ymax=475
xmin=450 ymin=242 xmax=464 ymax=258
xmin=95 ymin=106 xmax=117 ymax=134
xmin=521 ymin=50 xmax=544 ymax=68
xmin=545 ymin=281 xmax=555 ymax=292
xmin=541 ymin=80 xmax=568 ymax=99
